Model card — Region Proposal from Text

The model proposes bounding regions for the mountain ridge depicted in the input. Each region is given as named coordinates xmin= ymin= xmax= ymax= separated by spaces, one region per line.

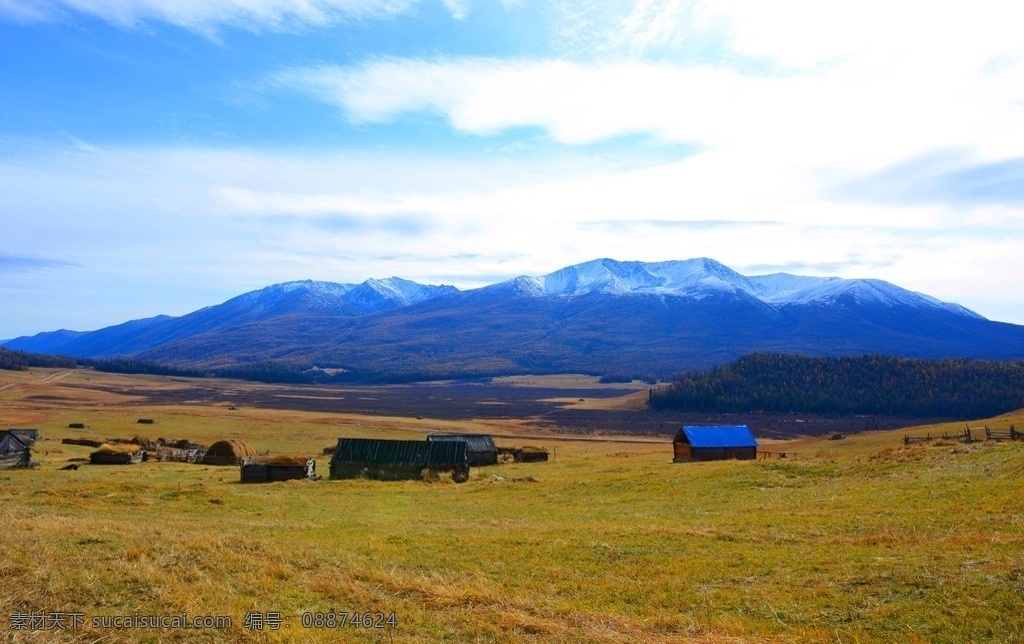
xmin=5 ymin=257 xmax=1022 ymax=377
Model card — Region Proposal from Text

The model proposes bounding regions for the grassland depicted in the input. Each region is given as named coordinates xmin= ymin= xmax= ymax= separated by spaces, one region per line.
xmin=1 ymin=368 xmax=1023 ymax=642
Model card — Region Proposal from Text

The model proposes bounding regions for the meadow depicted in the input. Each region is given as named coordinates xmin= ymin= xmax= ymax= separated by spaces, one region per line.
xmin=1 ymin=368 xmax=1023 ymax=642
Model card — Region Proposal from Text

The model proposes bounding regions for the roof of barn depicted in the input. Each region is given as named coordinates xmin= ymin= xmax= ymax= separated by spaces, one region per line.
xmin=332 ymin=438 xmax=428 ymax=468
xmin=0 ymin=431 xmax=29 ymax=454
xmin=427 ymin=433 xmax=497 ymax=453
xmin=675 ymin=425 xmax=758 ymax=449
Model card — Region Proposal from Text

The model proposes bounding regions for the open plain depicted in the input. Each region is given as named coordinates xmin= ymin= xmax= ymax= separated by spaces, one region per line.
xmin=1 ymin=367 xmax=1023 ymax=642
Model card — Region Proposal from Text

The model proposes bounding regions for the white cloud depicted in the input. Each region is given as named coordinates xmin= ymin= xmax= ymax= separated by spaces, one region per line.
xmin=442 ymin=0 xmax=468 ymax=19
xmin=277 ymin=49 xmax=1024 ymax=173
xmin=0 ymin=0 xmax=417 ymax=32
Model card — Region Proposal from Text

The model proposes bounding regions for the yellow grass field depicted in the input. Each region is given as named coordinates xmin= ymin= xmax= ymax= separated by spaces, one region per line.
xmin=2 ymin=368 xmax=1023 ymax=642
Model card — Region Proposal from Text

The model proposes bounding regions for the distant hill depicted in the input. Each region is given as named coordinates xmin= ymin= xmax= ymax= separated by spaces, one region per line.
xmin=6 ymin=258 xmax=1024 ymax=378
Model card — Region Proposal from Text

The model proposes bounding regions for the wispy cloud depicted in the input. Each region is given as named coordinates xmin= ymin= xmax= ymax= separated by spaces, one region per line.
xmin=581 ymin=219 xmax=781 ymax=232
xmin=0 ymin=0 xmax=418 ymax=33
xmin=741 ymin=260 xmax=896 ymax=277
xmin=835 ymin=151 xmax=1024 ymax=206
xmin=0 ymin=254 xmax=78 ymax=274
xmin=275 ymin=49 xmax=1024 ymax=175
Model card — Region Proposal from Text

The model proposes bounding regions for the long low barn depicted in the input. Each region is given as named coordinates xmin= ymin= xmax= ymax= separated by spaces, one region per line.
xmin=330 ymin=438 xmax=469 ymax=483
xmin=673 ymin=425 xmax=758 ymax=462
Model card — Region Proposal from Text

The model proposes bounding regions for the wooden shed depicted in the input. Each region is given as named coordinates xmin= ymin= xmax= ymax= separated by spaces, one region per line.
xmin=0 ymin=431 xmax=31 ymax=469
xmin=428 ymin=433 xmax=498 ymax=466
xmin=330 ymin=438 xmax=469 ymax=483
xmin=241 ymin=458 xmax=315 ymax=483
xmin=673 ymin=425 xmax=757 ymax=462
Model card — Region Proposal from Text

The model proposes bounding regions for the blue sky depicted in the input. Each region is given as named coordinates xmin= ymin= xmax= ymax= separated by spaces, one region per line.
xmin=2 ymin=0 xmax=1023 ymax=339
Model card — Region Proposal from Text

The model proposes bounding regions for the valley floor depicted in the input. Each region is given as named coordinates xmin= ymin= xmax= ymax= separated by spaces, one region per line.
xmin=1 ymin=369 xmax=1022 ymax=642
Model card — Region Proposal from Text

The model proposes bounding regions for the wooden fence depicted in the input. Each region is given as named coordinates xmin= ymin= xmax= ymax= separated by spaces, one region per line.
xmin=983 ymin=426 xmax=1023 ymax=442
xmin=904 ymin=426 xmax=1023 ymax=445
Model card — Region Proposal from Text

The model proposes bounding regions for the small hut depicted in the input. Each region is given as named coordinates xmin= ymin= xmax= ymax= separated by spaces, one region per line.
xmin=428 ymin=433 xmax=498 ymax=466
xmin=673 ymin=425 xmax=757 ymax=462
xmin=90 ymin=443 xmax=144 ymax=465
xmin=241 ymin=456 xmax=316 ymax=483
xmin=202 ymin=439 xmax=258 ymax=466
xmin=0 ymin=431 xmax=31 ymax=469
xmin=330 ymin=438 xmax=468 ymax=482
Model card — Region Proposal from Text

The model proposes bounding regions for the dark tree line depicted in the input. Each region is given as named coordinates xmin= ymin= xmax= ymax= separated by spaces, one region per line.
xmin=0 ymin=346 xmax=79 ymax=370
xmin=0 ymin=346 xmax=459 ymax=385
xmin=649 ymin=353 xmax=1024 ymax=419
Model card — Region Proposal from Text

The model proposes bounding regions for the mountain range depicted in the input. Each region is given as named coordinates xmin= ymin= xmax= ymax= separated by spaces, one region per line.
xmin=6 ymin=258 xmax=1024 ymax=378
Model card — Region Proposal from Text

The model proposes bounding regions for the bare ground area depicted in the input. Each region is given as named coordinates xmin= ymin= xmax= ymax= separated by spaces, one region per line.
xmin=4 ymin=368 xmax=948 ymax=439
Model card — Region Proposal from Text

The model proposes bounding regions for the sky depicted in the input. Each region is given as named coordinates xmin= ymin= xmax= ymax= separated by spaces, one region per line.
xmin=1 ymin=0 xmax=1023 ymax=339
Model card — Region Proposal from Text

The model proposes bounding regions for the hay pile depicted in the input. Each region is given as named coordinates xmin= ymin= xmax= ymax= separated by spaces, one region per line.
xmin=264 ymin=454 xmax=311 ymax=466
xmin=202 ymin=439 xmax=258 ymax=466
xmin=95 ymin=443 xmax=142 ymax=454
xmin=90 ymin=443 xmax=144 ymax=464
xmin=62 ymin=437 xmax=107 ymax=448
xmin=515 ymin=446 xmax=549 ymax=462
xmin=129 ymin=435 xmax=154 ymax=449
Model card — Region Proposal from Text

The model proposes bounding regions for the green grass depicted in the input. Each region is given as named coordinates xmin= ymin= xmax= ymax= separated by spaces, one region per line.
xmin=2 ymin=371 xmax=1023 ymax=641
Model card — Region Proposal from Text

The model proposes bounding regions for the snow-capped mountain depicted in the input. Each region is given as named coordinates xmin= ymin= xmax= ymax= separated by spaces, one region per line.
xmin=495 ymin=258 xmax=985 ymax=317
xmin=514 ymin=258 xmax=758 ymax=298
xmin=5 ymin=258 xmax=1022 ymax=377
xmin=4 ymin=277 xmax=458 ymax=358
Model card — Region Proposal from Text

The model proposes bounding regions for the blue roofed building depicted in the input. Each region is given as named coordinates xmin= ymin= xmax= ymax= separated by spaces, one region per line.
xmin=673 ymin=425 xmax=758 ymax=462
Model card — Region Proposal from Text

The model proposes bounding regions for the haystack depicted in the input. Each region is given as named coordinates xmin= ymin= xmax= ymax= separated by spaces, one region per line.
xmin=202 ymin=439 xmax=258 ymax=466
xmin=129 ymin=435 xmax=154 ymax=449
xmin=264 ymin=454 xmax=311 ymax=466
xmin=515 ymin=446 xmax=549 ymax=462
xmin=90 ymin=443 xmax=144 ymax=465
xmin=62 ymin=437 xmax=107 ymax=448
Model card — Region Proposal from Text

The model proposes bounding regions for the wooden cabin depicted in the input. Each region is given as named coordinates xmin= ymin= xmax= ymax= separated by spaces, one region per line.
xmin=241 ymin=458 xmax=315 ymax=483
xmin=428 ymin=433 xmax=498 ymax=466
xmin=673 ymin=425 xmax=757 ymax=462
xmin=330 ymin=438 xmax=469 ymax=483
xmin=0 ymin=431 xmax=31 ymax=469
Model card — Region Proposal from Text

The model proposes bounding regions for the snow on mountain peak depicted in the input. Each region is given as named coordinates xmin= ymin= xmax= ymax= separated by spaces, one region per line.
xmin=532 ymin=257 xmax=756 ymax=299
xmin=494 ymin=258 xmax=982 ymax=319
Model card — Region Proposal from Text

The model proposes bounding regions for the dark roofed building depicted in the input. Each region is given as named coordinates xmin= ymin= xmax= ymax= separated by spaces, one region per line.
xmin=673 ymin=425 xmax=757 ymax=462
xmin=0 ymin=431 xmax=31 ymax=469
xmin=241 ymin=458 xmax=315 ymax=483
xmin=330 ymin=438 xmax=469 ymax=482
xmin=427 ymin=433 xmax=498 ymax=466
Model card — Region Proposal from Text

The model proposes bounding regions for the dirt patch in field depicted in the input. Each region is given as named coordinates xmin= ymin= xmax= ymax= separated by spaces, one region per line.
xmin=43 ymin=374 xmax=948 ymax=438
